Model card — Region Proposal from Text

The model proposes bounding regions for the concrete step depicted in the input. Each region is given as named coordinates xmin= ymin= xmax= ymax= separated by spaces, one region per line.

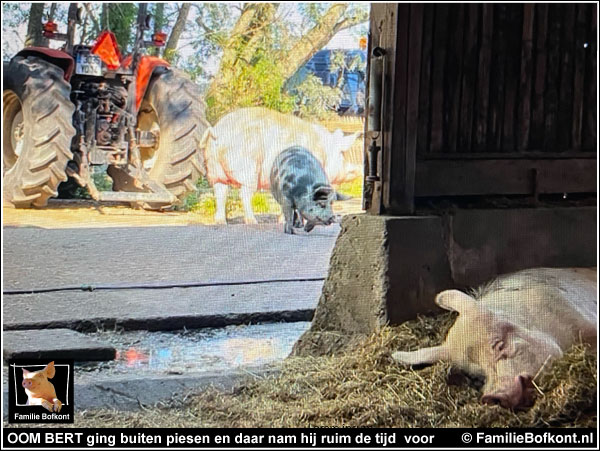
xmin=3 ymin=328 xmax=115 ymax=362
xmin=3 ymin=281 xmax=321 ymax=332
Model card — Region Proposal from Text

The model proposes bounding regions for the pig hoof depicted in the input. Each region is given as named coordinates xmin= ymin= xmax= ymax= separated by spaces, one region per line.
xmin=244 ymin=217 xmax=258 ymax=225
xmin=41 ymin=400 xmax=54 ymax=412
xmin=53 ymin=399 xmax=63 ymax=413
xmin=214 ymin=217 xmax=227 ymax=225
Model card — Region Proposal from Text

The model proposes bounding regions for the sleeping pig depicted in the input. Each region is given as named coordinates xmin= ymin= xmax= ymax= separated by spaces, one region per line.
xmin=392 ymin=267 xmax=597 ymax=410
xmin=270 ymin=146 xmax=349 ymax=234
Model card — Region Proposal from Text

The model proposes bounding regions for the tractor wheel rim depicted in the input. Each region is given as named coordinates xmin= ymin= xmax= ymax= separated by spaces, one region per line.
xmin=137 ymin=105 xmax=161 ymax=172
xmin=11 ymin=110 xmax=24 ymax=158
xmin=3 ymin=91 xmax=24 ymax=173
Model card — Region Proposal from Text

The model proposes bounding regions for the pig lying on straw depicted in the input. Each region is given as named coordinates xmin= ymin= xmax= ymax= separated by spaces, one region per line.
xmin=392 ymin=267 xmax=597 ymax=410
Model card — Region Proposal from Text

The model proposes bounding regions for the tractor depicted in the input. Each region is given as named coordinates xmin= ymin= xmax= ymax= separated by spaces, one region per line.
xmin=3 ymin=4 xmax=209 ymax=209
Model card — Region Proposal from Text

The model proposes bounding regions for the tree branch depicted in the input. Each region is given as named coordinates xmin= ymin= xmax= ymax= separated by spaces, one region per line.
xmin=278 ymin=3 xmax=352 ymax=80
xmin=164 ymin=3 xmax=191 ymax=62
xmin=84 ymin=3 xmax=101 ymax=36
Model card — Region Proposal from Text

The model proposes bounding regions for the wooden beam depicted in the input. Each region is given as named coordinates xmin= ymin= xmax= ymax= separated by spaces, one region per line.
xmin=372 ymin=3 xmax=399 ymax=214
xmin=501 ymin=5 xmax=522 ymax=152
xmin=530 ymin=4 xmax=548 ymax=150
xmin=415 ymin=158 xmax=597 ymax=196
xmin=474 ymin=4 xmax=494 ymax=151
xmin=365 ymin=4 xmax=396 ymax=215
xmin=384 ymin=3 xmax=413 ymax=213
xmin=517 ymin=4 xmax=535 ymax=150
xmin=417 ymin=5 xmax=434 ymax=156
xmin=583 ymin=3 xmax=597 ymax=150
xmin=459 ymin=4 xmax=479 ymax=152
xmin=543 ymin=4 xmax=562 ymax=151
xmin=557 ymin=4 xmax=576 ymax=151
xmin=447 ymin=4 xmax=465 ymax=152
xmin=430 ymin=4 xmax=449 ymax=152
xmin=489 ymin=4 xmax=508 ymax=151
xmin=572 ymin=4 xmax=587 ymax=150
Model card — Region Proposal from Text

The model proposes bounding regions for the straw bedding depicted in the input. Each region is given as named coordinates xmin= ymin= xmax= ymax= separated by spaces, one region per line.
xmin=66 ymin=313 xmax=596 ymax=428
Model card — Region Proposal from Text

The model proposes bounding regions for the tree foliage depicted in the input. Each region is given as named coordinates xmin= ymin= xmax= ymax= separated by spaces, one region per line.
xmin=200 ymin=2 xmax=369 ymax=121
xmin=294 ymin=74 xmax=343 ymax=120
xmin=100 ymin=3 xmax=138 ymax=51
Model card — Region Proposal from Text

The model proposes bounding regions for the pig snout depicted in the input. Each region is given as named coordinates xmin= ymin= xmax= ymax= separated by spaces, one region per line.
xmin=22 ymin=379 xmax=32 ymax=389
xmin=481 ymin=375 xmax=536 ymax=410
xmin=323 ymin=214 xmax=341 ymax=225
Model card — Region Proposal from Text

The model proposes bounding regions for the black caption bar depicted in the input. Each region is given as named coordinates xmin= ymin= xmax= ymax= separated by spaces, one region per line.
xmin=3 ymin=428 xmax=597 ymax=449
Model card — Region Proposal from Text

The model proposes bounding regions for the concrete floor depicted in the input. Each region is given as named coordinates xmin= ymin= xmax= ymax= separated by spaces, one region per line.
xmin=3 ymin=223 xmax=339 ymax=330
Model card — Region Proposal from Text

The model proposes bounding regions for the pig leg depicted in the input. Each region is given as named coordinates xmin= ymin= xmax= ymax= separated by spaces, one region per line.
xmin=279 ymin=203 xmax=295 ymax=234
xmin=213 ymin=183 xmax=228 ymax=225
xmin=392 ymin=345 xmax=449 ymax=365
xmin=240 ymin=185 xmax=258 ymax=225
xmin=293 ymin=210 xmax=304 ymax=228
xmin=52 ymin=398 xmax=63 ymax=412
xmin=28 ymin=397 xmax=54 ymax=412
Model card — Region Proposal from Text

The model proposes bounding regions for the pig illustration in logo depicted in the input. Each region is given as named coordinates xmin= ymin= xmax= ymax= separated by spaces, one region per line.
xmin=21 ymin=361 xmax=63 ymax=412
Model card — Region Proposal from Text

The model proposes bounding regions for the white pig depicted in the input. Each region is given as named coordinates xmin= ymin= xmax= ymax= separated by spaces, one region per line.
xmin=392 ymin=267 xmax=597 ymax=410
xmin=203 ymin=107 xmax=361 ymax=224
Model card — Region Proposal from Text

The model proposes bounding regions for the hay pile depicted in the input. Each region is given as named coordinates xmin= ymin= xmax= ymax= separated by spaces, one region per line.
xmin=73 ymin=313 xmax=596 ymax=428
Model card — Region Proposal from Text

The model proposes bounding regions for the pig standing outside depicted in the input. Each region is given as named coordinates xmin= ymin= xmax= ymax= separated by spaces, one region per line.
xmin=202 ymin=107 xmax=361 ymax=225
xmin=270 ymin=146 xmax=348 ymax=234
xmin=392 ymin=267 xmax=597 ymax=410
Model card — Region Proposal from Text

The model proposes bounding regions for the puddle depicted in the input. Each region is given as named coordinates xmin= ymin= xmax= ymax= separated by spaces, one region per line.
xmin=74 ymin=322 xmax=311 ymax=383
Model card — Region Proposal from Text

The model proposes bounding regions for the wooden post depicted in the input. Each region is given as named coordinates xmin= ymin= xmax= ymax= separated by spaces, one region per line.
xmin=384 ymin=4 xmax=421 ymax=214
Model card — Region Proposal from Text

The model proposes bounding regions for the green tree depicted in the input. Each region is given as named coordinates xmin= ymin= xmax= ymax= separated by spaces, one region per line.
xmin=100 ymin=3 xmax=137 ymax=51
xmin=198 ymin=3 xmax=369 ymax=121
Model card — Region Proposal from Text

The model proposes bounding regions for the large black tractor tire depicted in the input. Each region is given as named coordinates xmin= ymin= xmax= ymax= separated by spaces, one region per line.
xmin=3 ymin=56 xmax=75 ymax=207
xmin=114 ymin=69 xmax=209 ymax=205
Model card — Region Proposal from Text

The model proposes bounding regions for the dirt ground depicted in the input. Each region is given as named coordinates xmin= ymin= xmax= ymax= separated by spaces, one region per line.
xmin=2 ymin=196 xmax=363 ymax=229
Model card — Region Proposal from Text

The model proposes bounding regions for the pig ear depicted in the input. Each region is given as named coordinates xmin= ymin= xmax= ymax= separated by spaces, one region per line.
xmin=44 ymin=361 xmax=56 ymax=379
xmin=335 ymin=192 xmax=352 ymax=201
xmin=392 ymin=345 xmax=449 ymax=365
xmin=435 ymin=290 xmax=479 ymax=314
xmin=22 ymin=368 xmax=30 ymax=376
xmin=313 ymin=185 xmax=334 ymax=201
